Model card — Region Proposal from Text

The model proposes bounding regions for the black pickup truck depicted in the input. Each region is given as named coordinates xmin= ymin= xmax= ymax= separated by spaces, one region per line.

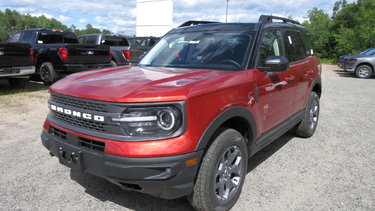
xmin=8 ymin=29 xmax=112 ymax=85
xmin=127 ymin=36 xmax=159 ymax=64
xmin=0 ymin=42 xmax=35 ymax=88
xmin=77 ymin=34 xmax=131 ymax=66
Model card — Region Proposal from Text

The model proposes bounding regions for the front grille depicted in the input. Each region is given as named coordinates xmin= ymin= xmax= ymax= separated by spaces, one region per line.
xmin=52 ymin=112 xmax=105 ymax=132
xmin=50 ymin=126 xmax=67 ymax=140
xmin=51 ymin=93 xmax=107 ymax=112
xmin=79 ymin=137 xmax=105 ymax=152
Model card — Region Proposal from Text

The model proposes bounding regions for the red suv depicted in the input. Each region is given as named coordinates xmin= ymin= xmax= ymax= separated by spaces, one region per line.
xmin=41 ymin=15 xmax=322 ymax=210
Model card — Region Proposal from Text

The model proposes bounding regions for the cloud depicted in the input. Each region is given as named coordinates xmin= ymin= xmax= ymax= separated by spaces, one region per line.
xmin=79 ymin=18 xmax=88 ymax=24
xmin=58 ymin=15 xmax=71 ymax=22
xmin=30 ymin=12 xmax=53 ymax=19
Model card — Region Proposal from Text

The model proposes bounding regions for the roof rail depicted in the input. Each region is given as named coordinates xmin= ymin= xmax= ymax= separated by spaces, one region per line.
xmin=258 ymin=15 xmax=300 ymax=25
xmin=179 ymin=21 xmax=220 ymax=27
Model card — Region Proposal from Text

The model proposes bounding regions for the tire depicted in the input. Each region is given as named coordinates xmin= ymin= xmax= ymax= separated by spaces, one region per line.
xmin=110 ymin=60 xmax=118 ymax=67
xmin=295 ymin=92 xmax=320 ymax=138
xmin=188 ymin=128 xmax=248 ymax=211
xmin=40 ymin=62 xmax=58 ymax=86
xmin=8 ymin=77 xmax=29 ymax=89
xmin=355 ymin=64 xmax=373 ymax=78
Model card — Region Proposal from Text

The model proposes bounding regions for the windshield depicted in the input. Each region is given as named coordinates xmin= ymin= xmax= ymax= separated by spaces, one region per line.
xmin=139 ymin=32 xmax=252 ymax=70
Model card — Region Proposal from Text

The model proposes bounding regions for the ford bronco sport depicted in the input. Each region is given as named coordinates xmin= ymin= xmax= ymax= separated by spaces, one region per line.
xmin=41 ymin=15 xmax=322 ymax=211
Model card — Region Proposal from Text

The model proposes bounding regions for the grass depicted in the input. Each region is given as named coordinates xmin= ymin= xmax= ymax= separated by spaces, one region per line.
xmin=320 ymin=58 xmax=336 ymax=65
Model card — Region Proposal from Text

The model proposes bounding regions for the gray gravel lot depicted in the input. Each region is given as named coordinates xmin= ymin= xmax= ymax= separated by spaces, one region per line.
xmin=0 ymin=65 xmax=374 ymax=210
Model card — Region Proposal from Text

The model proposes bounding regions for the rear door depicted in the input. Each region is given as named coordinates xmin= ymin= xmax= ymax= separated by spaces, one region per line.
xmin=254 ymin=29 xmax=297 ymax=134
xmin=283 ymin=30 xmax=311 ymax=110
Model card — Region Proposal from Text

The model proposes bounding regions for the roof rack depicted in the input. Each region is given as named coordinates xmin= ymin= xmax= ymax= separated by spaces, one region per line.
xmin=179 ymin=21 xmax=220 ymax=28
xmin=258 ymin=15 xmax=300 ymax=25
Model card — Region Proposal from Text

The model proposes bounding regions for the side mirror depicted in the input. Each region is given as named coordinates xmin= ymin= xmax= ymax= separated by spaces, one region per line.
xmin=258 ymin=56 xmax=290 ymax=72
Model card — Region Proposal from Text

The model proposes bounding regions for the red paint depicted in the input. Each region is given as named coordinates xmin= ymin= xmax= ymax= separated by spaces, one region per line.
xmin=47 ymin=56 xmax=320 ymax=157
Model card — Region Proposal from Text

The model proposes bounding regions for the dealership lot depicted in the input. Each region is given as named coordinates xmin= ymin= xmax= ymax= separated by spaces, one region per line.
xmin=0 ymin=64 xmax=374 ymax=210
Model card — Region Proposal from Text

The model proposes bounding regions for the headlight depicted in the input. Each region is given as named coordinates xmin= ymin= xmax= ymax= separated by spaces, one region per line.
xmin=112 ymin=106 xmax=182 ymax=137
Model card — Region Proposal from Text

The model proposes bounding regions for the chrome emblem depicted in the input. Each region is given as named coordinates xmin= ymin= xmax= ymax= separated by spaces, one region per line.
xmin=87 ymin=51 xmax=94 ymax=55
xmin=0 ymin=51 xmax=4 ymax=56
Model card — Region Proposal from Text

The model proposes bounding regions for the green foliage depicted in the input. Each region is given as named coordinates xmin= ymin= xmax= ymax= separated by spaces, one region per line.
xmin=303 ymin=0 xmax=375 ymax=60
xmin=0 ymin=9 xmax=112 ymax=41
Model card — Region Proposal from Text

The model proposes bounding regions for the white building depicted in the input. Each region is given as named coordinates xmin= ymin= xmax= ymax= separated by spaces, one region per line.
xmin=136 ymin=0 xmax=174 ymax=37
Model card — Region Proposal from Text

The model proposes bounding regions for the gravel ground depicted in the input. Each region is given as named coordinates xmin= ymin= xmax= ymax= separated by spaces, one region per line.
xmin=0 ymin=65 xmax=374 ymax=210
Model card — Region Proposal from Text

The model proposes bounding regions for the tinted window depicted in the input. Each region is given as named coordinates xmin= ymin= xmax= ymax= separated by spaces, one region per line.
xmin=284 ymin=31 xmax=306 ymax=62
xmin=8 ymin=31 xmax=35 ymax=43
xmin=38 ymin=33 xmax=63 ymax=44
xmin=77 ymin=37 xmax=85 ymax=44
xmin=8 ymin=32 xmax=22 ymax=42
xmin=258 ymin=29 xmax=285 ymax=66
xmin=85 ymin=36 xmax=97 ymax=44
xmin=139 ymin=32 xmax=252 ymax=70
xmin=299 ymin=32 xmax=314 ymax=56
xmin=101 ymin=36 xmax=129 ymax=46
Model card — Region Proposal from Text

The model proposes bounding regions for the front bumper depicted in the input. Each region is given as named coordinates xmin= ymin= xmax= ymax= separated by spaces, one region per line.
xmin=41 ymin=129 xmax=203 ymax=199
xmin=59 ymin=63 xmax=113 ymax=74
xmin=0 ymin=65 xmax=35 ymax=78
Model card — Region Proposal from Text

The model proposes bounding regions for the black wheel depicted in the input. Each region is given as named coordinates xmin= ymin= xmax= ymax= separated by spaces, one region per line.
xmin=355 ymin=65 xmax=373 ymax=78
xmin=295 ymin=92 xmax=320 ymax=138
xmin=8 ymin=77 xmax=29 ymax=89
xmin=40 ymin=62 xmax=58 ymax=85
xmin=188 ymin=128 xmax=248 ymax=211
xmin=110 ymin=60 xmax=118 ymax=67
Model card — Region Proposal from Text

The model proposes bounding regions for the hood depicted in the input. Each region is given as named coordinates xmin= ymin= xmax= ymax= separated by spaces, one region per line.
xmin=50 ymin=66 xmax=248 ymax=103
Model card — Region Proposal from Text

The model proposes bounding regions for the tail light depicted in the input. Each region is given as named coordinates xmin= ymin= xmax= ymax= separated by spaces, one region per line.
xmin=29 ymin=48 xmax=35 ymax=63
xmin=109 ymin=50 xmax=113 ymax=61
xmin=57 ymin=48 xmax=68 ymax=61
xmin=122 ymin=50 xmax=131 ymax=60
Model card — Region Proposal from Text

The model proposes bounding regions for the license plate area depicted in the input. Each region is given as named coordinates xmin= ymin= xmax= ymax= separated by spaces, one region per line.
xmin=57 ymin=144 xmax=83 ymax=171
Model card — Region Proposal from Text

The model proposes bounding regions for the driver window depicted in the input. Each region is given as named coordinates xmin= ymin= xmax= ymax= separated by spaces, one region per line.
xmin=258 ymin=30 xmax=285 ymax=66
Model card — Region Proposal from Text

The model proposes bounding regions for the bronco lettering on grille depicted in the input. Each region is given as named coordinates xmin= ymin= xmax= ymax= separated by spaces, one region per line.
xmin=49 ymin=104 xmax=105 ymax=122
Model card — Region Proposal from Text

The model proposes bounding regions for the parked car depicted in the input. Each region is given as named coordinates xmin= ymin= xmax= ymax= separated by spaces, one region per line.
xmin=338 ymin=48 xmax=375 ymax=78
xmin=41 ymin=15 xmax=321 ymax=210
xmin=127 ymin=36 xmax=159 ymax=63
xmin=8 ymin=29 xmax=112 ymax=85
xmin=338 ymin=48 xmax=375 ymax=69
xmin=77 ymin=34 xmax=131 ymax=66
xmin=0 ymin=42 xmax=35 ymax=88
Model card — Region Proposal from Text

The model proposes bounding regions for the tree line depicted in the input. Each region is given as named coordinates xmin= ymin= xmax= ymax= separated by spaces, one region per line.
xmin=303 ymin=0 xmax=375 ymax=60
xmin=1 ymin=0 xmax=374 ymax=61
xmin=0 ymin=9 xmax=111 ymax=41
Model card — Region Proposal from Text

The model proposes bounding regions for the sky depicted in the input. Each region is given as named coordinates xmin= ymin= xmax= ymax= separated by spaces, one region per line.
xmin=0 ymin=0 xmax=354 ymax=36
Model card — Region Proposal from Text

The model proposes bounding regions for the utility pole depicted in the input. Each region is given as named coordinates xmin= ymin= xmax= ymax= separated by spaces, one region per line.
xmin=225 ymin=0 xmax=229 ymax=23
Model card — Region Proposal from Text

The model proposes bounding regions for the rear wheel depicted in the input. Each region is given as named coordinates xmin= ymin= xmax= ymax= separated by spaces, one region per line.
xmin=295 ymin=92 xmax=320 ymax=138
xmin=188 ymin=128 xmax=248 ymax=211
xmin=40 ymin=62 xmax=58 ymax=85
xmin=110 ymin=60 xmax=118 ymax=67
xmin=8 ymin=77 xmax=29 ymax=89
xmin=355 ymin=65 xmax=372 ymax=78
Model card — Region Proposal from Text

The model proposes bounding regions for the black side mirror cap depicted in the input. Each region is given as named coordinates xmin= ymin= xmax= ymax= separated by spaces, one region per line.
xmin=258 ymin=56 xmax=290 ymax=72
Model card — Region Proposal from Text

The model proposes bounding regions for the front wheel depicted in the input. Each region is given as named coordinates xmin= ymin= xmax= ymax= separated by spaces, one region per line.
xmin=188 ymin=128 xmax=248 ymax=211
xmin=355 ymin=64 xmax=373 ymax=78
xmin=295 ymin=92 xmax=320 ymax=138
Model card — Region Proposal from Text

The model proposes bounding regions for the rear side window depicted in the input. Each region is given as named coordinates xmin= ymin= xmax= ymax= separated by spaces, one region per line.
xmin=299 ymin=32 xmax=314 ymax=56
xmin=101 ymin=36 xmax=129 ymax=46
xmin=283 ymin=31 xmax=307 ymax=62
xmin=8 ymin=31 xmax=35 ymax=43
xmin=258 ymin=29 xmax=285 ymax=66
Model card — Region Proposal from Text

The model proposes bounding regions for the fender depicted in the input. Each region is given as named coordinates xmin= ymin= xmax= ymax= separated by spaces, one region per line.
xmin=195 ymin=106 xmax=257 ymax=151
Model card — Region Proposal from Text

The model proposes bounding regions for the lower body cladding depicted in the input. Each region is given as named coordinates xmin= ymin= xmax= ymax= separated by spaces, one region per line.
xmin=41 ymin=129 xmax=203 ymax=199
